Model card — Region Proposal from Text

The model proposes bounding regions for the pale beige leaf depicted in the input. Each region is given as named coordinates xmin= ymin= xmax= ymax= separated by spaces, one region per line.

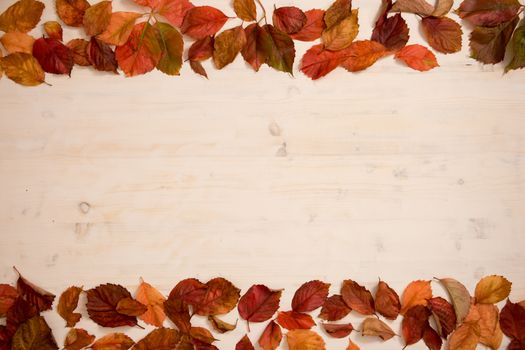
xmin=438 ymin=277 xmax=472 ymax=324
xmin=0 ymin=32 xmax=34 ymax=54
xmin=361 ymin=317 xmax=396 ymax=341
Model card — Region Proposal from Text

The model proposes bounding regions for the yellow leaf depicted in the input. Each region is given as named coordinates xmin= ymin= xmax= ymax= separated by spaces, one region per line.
xmin=0 ymin=52 xmax=45 ymax=86
xmin=346 ymin=338 xmax=360 ymax=350
xmin=97 ymin=12 xmax=142 ymax=46
xmin=91 ymin=333 xmax=135 ymax=350
xmin=287 ymin=330 xmax=326 ymax=350
xmin=233 ymin=0 xmax=256 ymax=22
xmin=135 ymin=279 xmax=166 ymax=327
xmin=0 ymin=32 xmax=34 ymax=54
xmin=448 ymin=323 xmax=480 ymax=350
xmin=400 ymin=280 xmax=432 ymax=315
xmin=0 ymin=0 xmax=44 ymax=33
xmin=475 ymin=275 xmax=511 ymax=304
xmin=321 ymin=9 xmax=358 ymax=51
xmin=83 ymin=0 xmax=112 ymax=36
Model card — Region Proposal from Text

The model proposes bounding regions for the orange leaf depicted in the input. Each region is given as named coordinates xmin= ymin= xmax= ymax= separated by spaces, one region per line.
xmin=57 ymin=286 xmax=83 ymax=327
xmin=395 ymin=44 xmax=439 ymax=71
xmin=233 ymin=0 xmax=256 ymax=22
xmin=475 ymin=303 xmax=503 ymax=350
xmin=340 ymin=40 xmax=386 ymax=72
xmin=0 ymin=0 xmax=44 ymax=33
xmin=318 ymin=295 xmax=351 ymax=321
xmin=277 ymin=311 xmax=316 ymax=330
xmin=44 ymin=21 xmax=63 ymax=41
xmin=181 ymin=6 xmax=228 ymax=39
xmin=291 ymin=9 xmax=325 ymax=42
xmin=286 ymin=329 xmax=326 ymax=350
xmin=475 ymin=275 xmax=512 ymax=304
xmin=135 ymin=279 xmax=166 ymax=327
xmin=272 ymin=6 xmax=306 ymax=35
xmin=56 ymin=0 xmax=90 ymax=27
xmin=97 ymin=12 xmax=142 ymax=46
xmin=258 ymin=320 xmax=282 ymax=350
xmin=448 ymin=323 xmax=480 ymax=350
xmin=346 ymin=338 xmax=360 ymax=350
xmin=90 ymin=333 xmax=135 ymax=350
xmin=134 ymin=328 xmax=182 ymax=350
xmin=400 ymin=280 xmax=432 ymax=314
xmin=156 ymin=0 xmax=194 ymax=28
xmin=341 ymin=279 xmax=375 ymax=315
xmin=374 ymin=279 xmax=400 ymax=320
xmin=0 ymin=32 xmax=34 ymax=54
xmin=83 ymin=0 xmax=112 ymax=36
xmin=0 ymin=52 xmax=45 ymax=86
xmin=64 ymin=328 xmax=95 ymax=350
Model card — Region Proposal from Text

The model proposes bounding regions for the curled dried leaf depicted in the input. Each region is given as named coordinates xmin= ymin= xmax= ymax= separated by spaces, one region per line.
xmin=322 ymin=322 xmax=353 ymax=338
xmin=64 ymin=328 xmax=95 ymax=350
xmin=208 ymin=315 xmax=237 ymax=333
xmin=16 ymin=269 xmax=55 ymax=312
xmin=437 ymin=278 xmax=471 ymax=325
xmin=361 ymin=317 xmax=396 ymax=341
xmin=57 ymin=286 xmax=83 ymax=327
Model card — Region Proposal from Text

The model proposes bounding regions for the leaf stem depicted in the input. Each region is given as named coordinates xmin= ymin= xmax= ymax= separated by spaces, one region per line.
xmin=255 ymin=0 xmax=267 ymax=24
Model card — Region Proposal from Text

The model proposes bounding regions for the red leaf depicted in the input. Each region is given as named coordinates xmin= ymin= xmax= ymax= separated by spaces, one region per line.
xmin=322 ymin=323 xmax=354 ymax=338
xmin=292 ymin=280 xmax=330 ymax=313
xmin=300 ymin=43 xmax=346 ymax=80
xmin=372 ymin=0 xmax=409 ymax=51
xmin=402 ymin=305 xmax=430 ymax=346
xmin=457 ymin=0 xmax=521 ymax=26
xmin=291 ymin=9 xmax=325 ymax=41
xmin=422 ymin=16 xmax=462 ymax=54
xmin=6 ymin=297 xmax=37 ymax=337
xmin=32 ymin=38 xmax=73 ymax=75
xmin=277 ymin=311 xmax=315 ymax=330
xmin=508 ymin=339 xmax=525 ymax=350
xmin=258 ymin=320 xmax=282 ymax=350
xmin=238 ymin=285 xmax=282 ymax=323
xmin=181 ymin=6 xmax=228 ymax=39
xmin=319 ymin=295 xmax=351 ymax=321
xmin=500 ymin=300 xmax=525 ymax=340
xmin=395 ymin=44 xmax=439 ymax=71
xmin=423 ymin=325 xmax=442 ymax=350
xmin=187 ymin=277 xmax=240 ymax=316
xmin=156 ymin=0 xmax=194 ymax=27
xmin=87 ymin=37 xmax=118 ymax=73
xmin=341 ymin=279 xmax=375 ymax=315
xmin=164 ymin=297 xmax=191 ymax=333
xmin=86 ymin=284 xmax=137 ymax=328
xmin=0 ymin=285 xmax=18 ymax=317
xmin=427 ymin=297 xmax=456 ymax=338
xmin=241 ymin=23 xmax=266 ymax=71
xmin=188 ymin=36 xmax=214 ymax=61
xmin=236 ymin=334 xmax=255 ymax=350
xmin=15 ymin=269 xmax=55 ymax=313
xmin=374 ymin=280 xmax=400 ymax=320
xmin=272 ymin=6 xmax=307 ymax=35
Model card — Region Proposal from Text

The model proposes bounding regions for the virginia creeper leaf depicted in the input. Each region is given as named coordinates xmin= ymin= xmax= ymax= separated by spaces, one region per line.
xmin=448 ymin=323 xmax=480 ymax=350
xmin=241 ymin=23 xmax=265 ymax=71
xmin=155 ymin=0 xmax=194 ymax=28
xmin=372 ymin=0 xmax=409 ymax=51
xmin=457 ymin=0 xmax=521 ymax=26
xmin=422 ymin=16 xmax=462 ymax=54
xmin=155 ymin=22 xmax=184 ymax=76
xmin=88 ymin=37 xmax=118 ymax=73
xmin=258 ymin=24 xmax=295 ymax=74
xmin=291 ymin=9 xmax=325 ymax=42
xmin=324 ymin=0 xmax=351 ymax=29
xmin=322 ymin=9 xmax=359 ymax=51
xmin=233 ymin=0 xmax=256 ymax=22
xmin=97 ymin=12 xmax=141 ymax=46
xmin=300 ymin=43 xmax=348 ymax=80
xmin=213 ymin=25 xmax=247 ymax=69
xmin=506 ymin=24 xmax=525 ymax=72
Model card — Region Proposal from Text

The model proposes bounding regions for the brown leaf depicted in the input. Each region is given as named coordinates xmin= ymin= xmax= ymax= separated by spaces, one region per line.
xmin=208 ymin=315 xmax=236 ymax=333
xmin=391 ymin=0 xmax=434 ymax=16
xmin=475 ymin=275 xmax=512 ymax=304
xmin=277 ymin=311 xmax=316 ymax=330
xmin=0 ymin=32 xmax=34 ymax=54
xmin=428 ymin=297 xmax=456 ymax=338
xmin=241 ymin=23 xmax=265 ymax=71
xmin=190 ymin=60 xmax=207 ymax=77
xmin=448 ymin=323 xmax=480 ymax=350
xmin=508 ymin=339 xmax=525 ymax=350
xmin=438 ymin=278 xmax=472 ymax=325
xmin=6 ymin=297 xmax=38 ymax=337
xmin=43 ymin=21 xmax=63 ymax=41
xmin=16 ymin=269 xmax=55 ymax=313
xmin=322 ymin=9 xmax=359 ymax=51
xmin=87 ymin=37 xmax=118 ymax=73
xmin=134 ymin=328 xmax=181 ymax=350
xmin=67 ymin=38 xmax=90 ymax=66
xmin=457 ymin=0 xmax=521 ymax=26
xmin=116 ymin=297 xmax=147 ymax=317
xmin=273 ymin=6 xmax=306 ymax=35
xmin=188 ymin=277 xmax=240 ymax=316
xmin=286 ymin=329 xmax=326 ymax=350
xmin=57 ymin=286 xmax=82 ymax=327
xmin=181 ymin=6 xmax=228 ymax=39
xmin=319 ymin=295 xmax=351 ymax=321
xmin=32 ymin=37 xmax=74 ymax=75
xmin=321 ymin=323 xmax=353 ymax=338
xmin=0 ymin=52 xmax=44 ymax=86
xmin=341 ymin=279 xmax=374 ymax=315
xmin=258 ymin=320 xmax=282 ymax=350
xmin=500 ymin=300 xmax=525 ymax=340
xmin=233 ymin=0 xmax=256 ymax=22
xmin=91 ymin=333 xmax=134 ymax=350
xmin=83 ymin=0 xmax=111 ymax=36
xmin=213 ymin=25 xmax=247 ymax=69
xmin=64 ymin=328 xmax=95 ymax=350
xmin=422 ymin=16 xmax=462 ymax=54
xmin=164 ymin=297 xmax=191 ymax=333
xmin=292 ymin=280 xmax=330 ymax=313
xmin=0 ymin=0 xmax=44 ymax=33
xmin=432 ymin=0 xmax=454 ymax=17
xmin=423 ymin=325 xmax=442 ymax=350
xmin=470 ymin=18 xmax=518 ymax=64
xmin=258 ymin=24 xmax=295 ymax=74
xmin=291 ymin=9 xmax=325 ymax=42
xmin=402 ymin=305 xmax=430 ymax=345
xmin=97 ymin=12 xmax=141 ymax=46
xmin=372 ymin=1 xmax=409 ymax=51
xmin=56 ymin=0 xmax=90 ymax=27
xmin=324 ymin=0 xmax=351 ymax=29
xmin=361 ymin=317 xmax=396 ymax=341
xmin=0 ymin=284 xmax=18 ymax=317
xmin=11 ymin=316 xmax=58 ymax=350
xmin=189 ymin=36 xmax=214 ymax=61
xmin=236 ymin=334 xmax=254 ymax=350
xmin=86 ymin=283 xmax=137 ymax=328
xmin=473 ymin=304 xmax=503 ymax=350
xmin=238 ymin=284 xmax=282 ymax=324
xmin=135 ymin=279 xmax=166 ymax=327
xmin=190 ymin=327 xmax=216 ymax=344
xmin=374 ymin=279 xmax=401 ymax=320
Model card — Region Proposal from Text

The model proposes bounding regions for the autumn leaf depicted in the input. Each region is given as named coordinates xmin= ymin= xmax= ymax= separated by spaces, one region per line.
xmin=135 ymin=279 xmax=166 ymax=327
xmin=213 ymin=26 xmax=247 ymax=69
xmin=83 ymin=1 xmax=111 ymax=36
xmin=448 ymin=323 xmax=480 ymax=350
xmin=470 ymin=303 xmax=503 ymax=350
xmin=11 ymin=316 xmax=58 ymax=350
xmin=155 ymin=0 xmax=194 ymax=28
xmin=181 ymin=6 xmax=228 ymax=40
xmin=322 ymin=9 xmax=359 ymax=51
xmin=508 ymin=339 xmax=525 ymax=350
xmin=319 ymin=295 xmax=351 ymax=321
xmin=500 ymin=300 xmax=525 ymax=340
xmin=291 ymin=280 xmax=330 ymax=313
xmin=241 ymin=23 xmax=265 ymax=71
xmin=189 ymin=36 xmax=214 ymax=61
xmin=506 ymin=24 xmax=525 ymax=72
xmin=361 ymin=317 xmax=396 ymax=341
xmin=457 ymin=0 xmax=521 ymax=26
xmin=190 ymin=327 xmax=216 ymax=344
xmin=339 ymin=39 xmax=386 ymax=72
xmin=273 ymin=7 xmax=306 ymax=35
xmin=134 ymin=328 xmax=181 ymax=350
xmin=372 ymin=0 xmax=409 ymax=51
xmin=187 ymin=277 xmax=240 ymax=316
xmin=55 ymin=0 xmax=90 ymax=27
xmin=402 ymin=305 xmax=430 ymax=345
xmin=44 ymin=21 xmax=63 ymax=41
xmin=57 ymin=286 xmax=82 ymax=327
xmin=475 ymin=275 xmax=512 ymax=304
xmin=287 ymin=329 xmax=326 ymax=350
xmin=258 ymin=320 xmax=282 ymax=350
xmin=238 ymin=284 xmax=282 ymax=324
xmin=0 ymin=52 xmax=44 ymax=86
xmin=432 ymin=0 xmax=454 ymax=17
xmin=422 ymin=325 xmax=442 ymax=350
xmin=373 ymin=279 xmax=401 ymax=320
xmin=15 ymin=269 xmax=55 ymax=313
xmin=277 ymin=311 xmax=316 ymax=330
xmin=6 ymin=297 xmax=38 ymax=337
xmin=155 ymin=22 xmax=184 ymax=76
xmin=0 ymin=32 xmax=34 ymax=54
xmin=91 ymin=333 xmax=134 ymax=350
xmin=189 ymin=60 xmax=206 ymax=76
xmin=391 ymin=0 xmax=434 ymax=16
xmin=115 ymin=22 xmax=163 ymax=77
xmin=470 ymin=18 xmax=518 ymax=64
xmin=32 ymin=38 xmax=74 ymax=75
xmin=236 ymin=334 xmax=254 ymax=350
xmin=395 ymin=44 xmax=438 ymax=71
xmin=64 ymin=328 xmax=95 ymax=350
xmin=164 ymin=297 xmax=191 ymax=333
xmin=233 ymin=0 xmax=256 ymax=22
xmin=0 ymin=284 xmax=18 ymax=317
xmin=97 ymin=12 xmax=142 ymax=46
xmin=0 ymin=0 xmax=44 ymax=33
xmin=346 ymin=339 xmax=360 ymax=350
xmin=116 ymin=297 xmax=147 ymax=316
xmin=341 ymin=279 xmax=375 ymax=315
xmin=437 ymin=278 xmax=471 ymax=325
xmin=427 ymin=297 xmax=456 ymax=338
xmin=258 ymin=24 xmax=295 ymax=74
xmin=324 ymin=0 xmax=351 ymax=29
xmin=291 ymin=9 xmax=325 ymax=42
xmin=422 ymin=17 xmax=462 ymax=54
xmin=86 ymin=283 xmax=137 ymax=328
xmin=208 ymin=315 xmax=236 ymax=333
xmin=88 ymin=37 xmax=118 ymax=72
xmin=300 ymin=44 xmax=347 ymax=80
xmin=322 ymin=323 xmax=353 ymax=338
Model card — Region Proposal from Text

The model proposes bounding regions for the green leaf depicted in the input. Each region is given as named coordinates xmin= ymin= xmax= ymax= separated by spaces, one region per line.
xmin=155 ymin=22 xmax=184 ymax=76
xmin=258 ymin=24 xmax=295 ymax=74
xmin=505 ymin=23 xmax=525 ymax=72
xmin=469 ymin=17 xmax=518 ymax=64
xmin=12 ymin=316 xmax=59 ymax=350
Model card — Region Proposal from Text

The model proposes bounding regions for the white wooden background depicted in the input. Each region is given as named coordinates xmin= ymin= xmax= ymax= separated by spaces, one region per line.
xmin=1 ymin=0 xmax=524 ymax=348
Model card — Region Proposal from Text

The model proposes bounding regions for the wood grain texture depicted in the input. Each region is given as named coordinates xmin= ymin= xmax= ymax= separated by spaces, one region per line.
xmin=0 ymin=0 xmax=524 ymax=348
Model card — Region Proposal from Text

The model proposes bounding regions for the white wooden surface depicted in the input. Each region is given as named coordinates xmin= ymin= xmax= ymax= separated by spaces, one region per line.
xmin=1 ymin=0 xmax=524 ymax=348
